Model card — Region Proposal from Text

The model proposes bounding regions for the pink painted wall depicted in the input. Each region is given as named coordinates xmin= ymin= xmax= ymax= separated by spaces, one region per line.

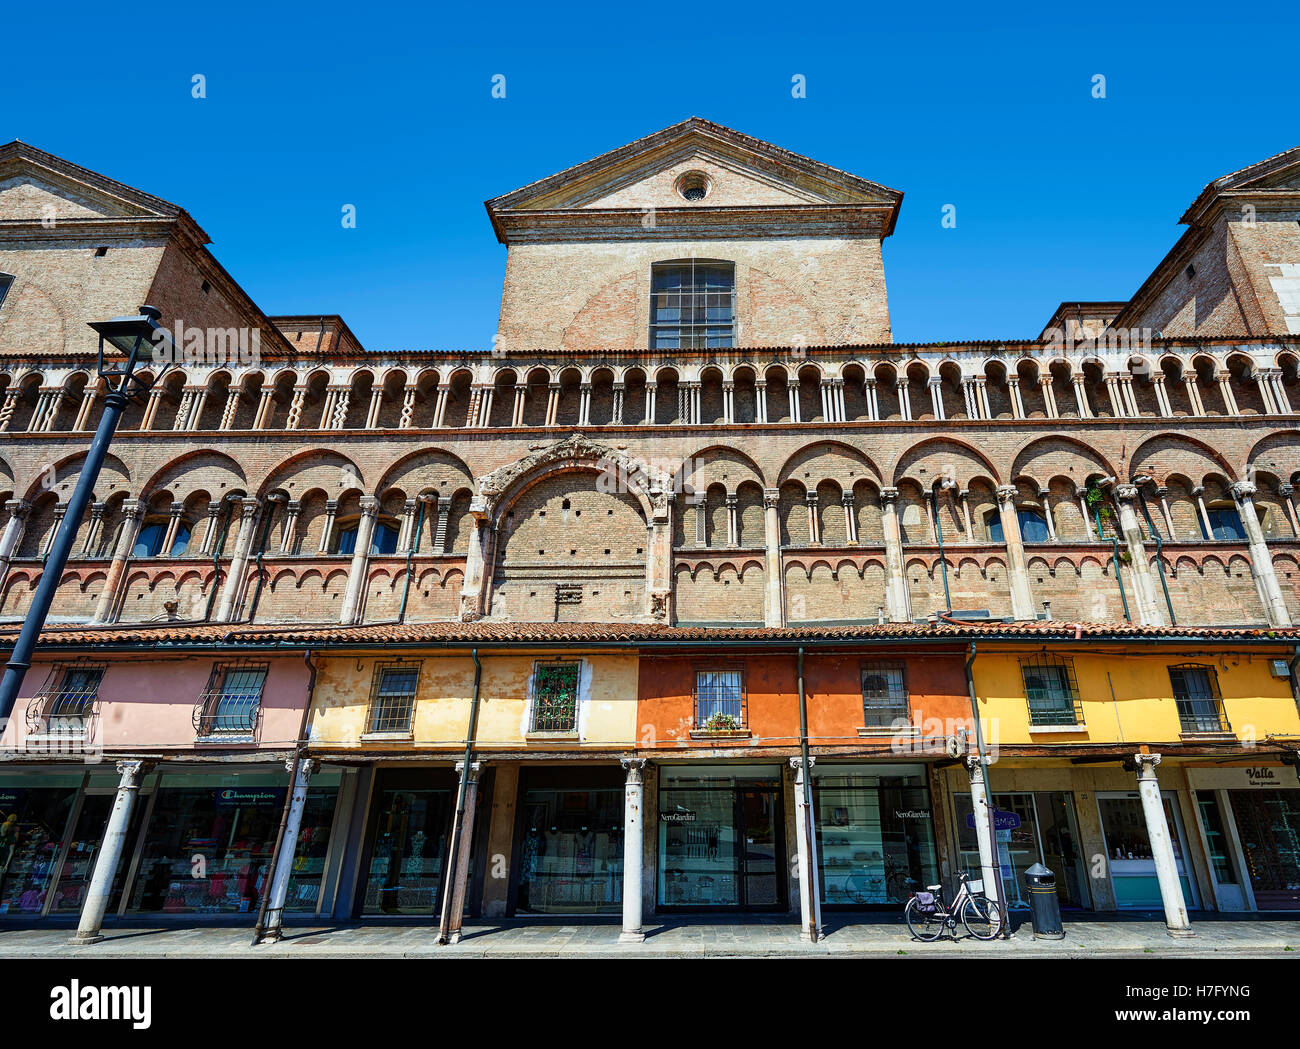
xmin=1 ymin=655 xmax=311 ymax=753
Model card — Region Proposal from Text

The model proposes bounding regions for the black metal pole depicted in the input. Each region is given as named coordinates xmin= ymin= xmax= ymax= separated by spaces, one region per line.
xmin=0 ymin=383 xmax=131 ymax=722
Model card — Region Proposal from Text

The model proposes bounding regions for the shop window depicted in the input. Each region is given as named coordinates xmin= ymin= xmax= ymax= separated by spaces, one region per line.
xmin=1206 ymin=505 xmax=1246 ymax=541
xmin=194 ymin=662 xmax=268 ymax=739
xmin=28 ymin=662 xmax=105 ymax=742
xmin=861 ymin=662 xmax=909 ymax=728
xmin=1169 ymin=664 xmax=1230 ymax=733
xmin=1020 ymin=655 xmax=1082 ymax=726
xmin=529 ymin=661 xmax=580 ymax=733
xmin=366 ymin=662 xmax=420 ymax=735
xmin=694 ymin=668 xmax=744 ymax=730
xmin=0 ymin=273 xmax=12 ymax=310
xmin=650 ymin=260 xmax=734 ymax=349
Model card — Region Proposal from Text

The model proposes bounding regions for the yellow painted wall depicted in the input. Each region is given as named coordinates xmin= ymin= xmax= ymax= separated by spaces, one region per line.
xmin=308 ymin=650 xmax=639 ymax=750
xmin=974 ymin=648 xmax=1300 ymax=745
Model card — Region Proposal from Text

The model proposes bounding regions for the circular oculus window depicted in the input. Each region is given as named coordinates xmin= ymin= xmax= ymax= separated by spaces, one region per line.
xmin=675 ymin=171 xmax=712 ymax=202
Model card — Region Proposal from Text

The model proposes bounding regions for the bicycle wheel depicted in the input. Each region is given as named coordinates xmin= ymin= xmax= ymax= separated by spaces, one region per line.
xmin=905 ymin=897 xmax=945 ymax=942
xmin=960 ymin=894 xmax=1002 ymax=940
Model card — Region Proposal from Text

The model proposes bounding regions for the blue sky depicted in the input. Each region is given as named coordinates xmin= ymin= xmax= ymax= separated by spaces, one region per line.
xmin=4 ymin=1 xmax=1297 ymax=350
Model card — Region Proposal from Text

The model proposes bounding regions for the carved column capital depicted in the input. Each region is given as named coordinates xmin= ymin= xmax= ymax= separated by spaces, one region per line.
xmin=1230 ymin=481 xmax=1258 ymax=501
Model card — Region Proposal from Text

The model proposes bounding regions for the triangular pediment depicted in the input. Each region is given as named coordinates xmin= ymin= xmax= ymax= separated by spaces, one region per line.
xmin=487 ymin=117 xmax=901 ymax=224
xmin=0 ymin=141 xmax=184 ymax=225
xmin=1179 ymin=143 xmax=1300 ymax=224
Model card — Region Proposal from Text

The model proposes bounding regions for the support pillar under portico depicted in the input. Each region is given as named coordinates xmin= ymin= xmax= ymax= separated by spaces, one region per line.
xmin=70 ymin=760 xmax=148 ymax=944
xmin=619 ymin=758 xmax=646 ymax=943
xmin=1134 ymin=754 xmax=1193 ymax=937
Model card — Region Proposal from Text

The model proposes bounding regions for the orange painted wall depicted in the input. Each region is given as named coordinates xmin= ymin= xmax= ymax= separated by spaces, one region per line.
xmin=637 ymin=650 xmax=972 ymax=750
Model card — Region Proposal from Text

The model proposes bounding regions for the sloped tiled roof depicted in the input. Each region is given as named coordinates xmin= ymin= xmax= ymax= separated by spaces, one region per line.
xmin=4 ymin=619 xmax=1298 ymax=651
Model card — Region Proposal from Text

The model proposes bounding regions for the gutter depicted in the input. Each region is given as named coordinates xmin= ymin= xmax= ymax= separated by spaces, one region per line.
xmin=437 ymin=646 xmax=482 ymax=944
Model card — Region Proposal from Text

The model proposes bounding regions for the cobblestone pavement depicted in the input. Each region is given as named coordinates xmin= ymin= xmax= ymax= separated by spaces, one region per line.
xmin=1 ymin=912 xmax=1298 ymax=958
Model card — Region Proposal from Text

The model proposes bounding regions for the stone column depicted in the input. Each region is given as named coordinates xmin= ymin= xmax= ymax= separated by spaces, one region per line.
xmin=79 ymin=502 xmax=106 ymax=557
xmin=0 ymin=499 xmax=32 ymax=591
xmin=842 ymin=492 xmax=857 ymax=544
xmin=965 ymin=756 xmax=1001 ymax=916
xmin=805 ymin=490 xmax=820 ymax=545
xmin=1039 ymin=376 xmax=1059 ymax=418
xmin=218 ymin=386 xmax=240 ymax=430
xmin=1134 ymin=754 xmax=1193 ymax=936
xmin=40 ymin=505 xmax=67 ymax=558
xmin=161 ymin=502 xmax=185 ymax=555
xmin=434 ymin=496 xmax=453 ymax=552
xmin=1156 ymin=487 xmax=1178 ymax=541
xmin=339 ymin=495 xmax=379 ymax=624
xmin=70 ymin=760 xmax=147 ymax=944
xmin=261 ymin=757 xmax=315 ymax=941
xmin=215 ymin=498 xmax=261 ymax=622
xmin=90 ymin=499 xmax=143 ymax=624
xmin=432 ymin=383 xmax=449 ymax=428
xmin=0 ymin=388 xmax=18 ymax=432
xmin=253 ymin=387 xmax=276 ymax=430
xmin=577 ymin=383 xmax=592 ymax=427
xmin=763 ymin=488 xmax=784 ymax=627
xmin=864 ymin=378 xmax=879 ymax=420
xmin=620 ymin=758 xmax=647 ymax=943
xmin=317 ymin=500 xmax=339 ymax=554
xmin=1007 ymin=376 xmax=1024 ymax=419
xmin=73 ymin=386 xmax=98 ymax=431
xmin=880 ymin=487 xmax=911 ymax=622
xmin=1071 ymin=375 xmax=1091 ymax=418
xmin=929 ymin=377 xmax=945 ymax=420
xmin=397 ymin=498 xmax=417 ymax=552
xmin=364 ymin=386 xmax=384 ymax=429
xmin=285 ymin=384 xmax=307 ymax=429
xmin=1152 ymin=375 xmax=1173 ymax=417
xmin=440 ymin=760 xmax=482 ymax=945
xmin=896 ymin=377 xmax=911 ymax=421
xmin=1231 ymin=481 xmax=1292 ymax=627
xmin=1039 ymin=489 xmax=1057 ymax=541
xmin=787 ymin=379 xmax=801 ymax=423
xmin=1281 ymin=483 xmax=1300 ymax=536
xmin=139 ymin=387 xmax=164 ymax=431
xmin=790 ymin=756 xmax=821 ymax=942
xmin=611 ymin=383 xmax=624 ymax=425
xmin=197 ymin=501 xmax=224 ymax=556
xmin=458 ymin=501 xmax=492 ymax=620
xmin=754 ymin=380 xmax=768 ymax=423
xmin=400 ymin=382 xmax=417 ymax=429
xmin=645 ymin=491 xmax=675 ymax=622
xmin=644 ymin=382 xmax=657 ymax=424
xmin=722 ymin=381 xmax=735 ymax=424
xmin=995 ymin=485 xmax=1036 ymax=620
xmin=1192 ymin=486 xmax=1214 ymax=540
xmin=1113 ymin=484 xmax=1166 ymax=626
xmin=725 ymin=494 xmax=738 ymax=548
xmin=544 ymin=383 xmax=560 ymax=426
xmin=1217 ymin=371 xmax=1239 ymax=415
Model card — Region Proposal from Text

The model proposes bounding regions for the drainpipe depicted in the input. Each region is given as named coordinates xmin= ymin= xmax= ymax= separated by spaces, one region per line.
xmin=438 ymin=647 xmax=483 ymax=944
xmin=795 ymin=646 xmax=821 ymax=941
xmin=1091 ymin=483 xmax=1131 ymax=622
xmin=252 ymin=648 xmax=318 ymax=944
xmin=931 ymin=480 xmax=954 ymax=612
xmin=1134 ymin=479 xmax=1176 ymax=626
xmin=397 ymin=497 xmax=428 ymax=623
xmin=963 ymin=642 xmax=1009 ymax=937
xmin=246 ymin=493 xmax=286 ymax=624
xmin=203 ymin=494 xmax=240 ymax=622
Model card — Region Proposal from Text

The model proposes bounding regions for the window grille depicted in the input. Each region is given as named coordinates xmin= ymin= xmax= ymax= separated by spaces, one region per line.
xmin=366 ymin=662 xmax=420 ymax=734
xmin=1020 ymin=654 xmax=1083 ymax=726
xmin=694 ymin=668 xmax=744 ymax=728
xmin=650 ymin=261 xmax=734 ymax=349
xmin=27 ymin=661 xmax=104 ymax=741
xmin=861 ymin=662 xmax=909 ymax=727
xmin=531 ymin=662 xmax=580 ymax=733
xmin=194 ymin=661 xmax=268 ymax=738
xmin=1169 ymin=664 xmax=1230 ymax=733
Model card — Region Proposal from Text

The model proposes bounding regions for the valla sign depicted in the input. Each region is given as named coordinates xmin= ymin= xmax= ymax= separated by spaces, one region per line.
xmin=1247 ymin=766 xmax=1286 ymax=788
xmin=967 ymin=808 xmax=1021 ymax=831
xmin=660 ymin=811 xmax=697 ymax=823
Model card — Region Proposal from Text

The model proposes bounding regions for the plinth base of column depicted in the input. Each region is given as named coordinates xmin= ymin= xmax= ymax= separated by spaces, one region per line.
xmin=618 ymin=930 xmax=645 ymax=944
xmin=68 ymin=933 xmax=104 ymax=946
xmin=1166 ymin=926 xmax=1196 ymax=939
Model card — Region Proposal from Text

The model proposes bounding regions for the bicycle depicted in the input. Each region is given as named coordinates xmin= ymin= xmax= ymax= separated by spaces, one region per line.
xmin=904 ymin=872 xmax=1002 ymax=941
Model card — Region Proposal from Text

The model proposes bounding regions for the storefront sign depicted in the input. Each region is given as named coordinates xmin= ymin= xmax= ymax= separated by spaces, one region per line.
xmin=215 ymin=788 xmax=284 ymax=807
xmin=1246 ymin=767 xmax=1287 ymax=789
xmin=893 ymin=809 xmax=930 ymax=820
xmin=660 ymin=811 xmax=697 ymax=823
xmin=967 ymin=808 xmax=1021 ymax=831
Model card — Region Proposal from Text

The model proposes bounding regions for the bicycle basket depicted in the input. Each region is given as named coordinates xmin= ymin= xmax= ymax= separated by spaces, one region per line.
xmin=913 ymin=891 xmax=937 ymax=914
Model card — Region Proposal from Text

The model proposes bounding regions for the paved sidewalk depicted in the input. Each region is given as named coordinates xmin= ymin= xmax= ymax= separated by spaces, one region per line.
xmin=1 ymin=913 xmax=1298 ymax=958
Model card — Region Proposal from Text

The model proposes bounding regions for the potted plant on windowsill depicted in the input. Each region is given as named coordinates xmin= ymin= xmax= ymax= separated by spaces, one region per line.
xmin=690 ymin=711 xmax=749 ymax=739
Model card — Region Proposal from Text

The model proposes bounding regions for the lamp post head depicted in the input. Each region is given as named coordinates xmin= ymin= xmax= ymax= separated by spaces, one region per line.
xmin=88 ymin=305 xmax=173 ymax=386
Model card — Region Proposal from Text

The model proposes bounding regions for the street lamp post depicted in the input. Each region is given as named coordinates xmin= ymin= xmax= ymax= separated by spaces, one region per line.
xmin=0 ymin=306 xmax=171 ymax=723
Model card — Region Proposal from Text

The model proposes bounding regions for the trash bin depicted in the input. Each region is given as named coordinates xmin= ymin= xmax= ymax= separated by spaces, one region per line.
xmin=1024 ymin=862 xmax=1064 ymax=940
